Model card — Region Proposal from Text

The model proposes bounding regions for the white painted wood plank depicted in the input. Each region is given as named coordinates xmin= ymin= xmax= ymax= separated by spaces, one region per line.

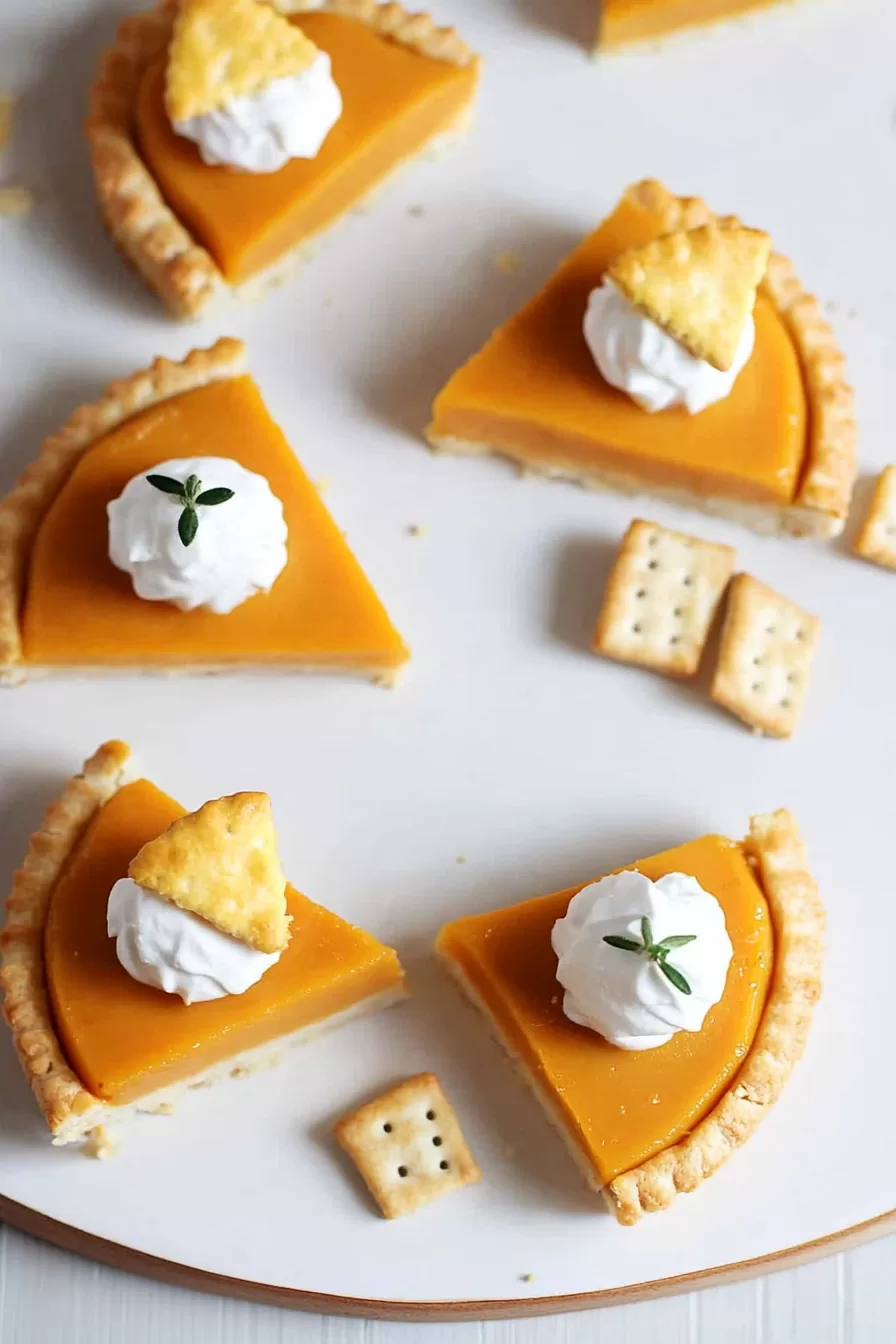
xmin=842 ymin=1236 xmax=896 ymax=1344
xmin=693 ymin=1275 xmax=760 ymax=1344
xmin=763 ymin=1254 xmax=845 ymax=1344
xmin=3 ymin=1225 xmax=895 ymax=1344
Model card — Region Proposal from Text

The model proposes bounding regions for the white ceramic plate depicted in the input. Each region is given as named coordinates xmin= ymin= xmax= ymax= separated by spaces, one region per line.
xmin=1 ymin=0 xmax=894 ymax=1317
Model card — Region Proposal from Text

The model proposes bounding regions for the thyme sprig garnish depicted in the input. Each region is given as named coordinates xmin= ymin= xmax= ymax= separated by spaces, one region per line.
xmin=147 ymin=472 xmax=235 ymax=547
xmin=603 ymin=916 xmax=697 ymax=995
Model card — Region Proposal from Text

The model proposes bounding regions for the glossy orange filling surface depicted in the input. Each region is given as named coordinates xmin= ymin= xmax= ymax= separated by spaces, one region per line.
xmin=45 ymin=779 xmax=405 ymax=1104
xmin=21 ymin=376 xmax=408 ymax=670
xmin=437 ymin=835 xmax=772 ymax=1186
xmin=429 ymin=192 xmax=807 ymax=506
xmin=136 ymin=13 xmax=478 ymax=284
xmin=600 ymin=0 xmax=789 ymax=47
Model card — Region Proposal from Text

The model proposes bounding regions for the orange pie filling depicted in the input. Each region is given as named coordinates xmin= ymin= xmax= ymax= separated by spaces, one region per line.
xmin=599 ymin=0 xmax=789 ymax=48
xmin=428 ymin=190 xmax=808 ymax=507
xmin=20 ymin=375 xmax=408 ymax=671
xmin=45 ymin=779 xmax=405 ymax=1105
xmin=135 ymin=12 xmax=479 ymax=285
xmin=436 ymin=835 xmax=772 ymax=1186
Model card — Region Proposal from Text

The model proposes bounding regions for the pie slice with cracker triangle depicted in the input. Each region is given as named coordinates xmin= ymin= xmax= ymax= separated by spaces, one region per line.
xmin=0 ymin=742 xmax=407 ymax=1145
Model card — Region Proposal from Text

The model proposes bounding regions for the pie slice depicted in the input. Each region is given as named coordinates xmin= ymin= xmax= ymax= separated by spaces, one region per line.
xmin=427 ymin=179 xmax=856 ymax=539
xmin=596 ymin=0 xmax=797 ymax=50
xmin=129 ymin=793 xmax=291 ymax=952
xmin=436 ymin=811 xmax=824 ymax=1223
xmin=0 ymin=742 xmax=407 ymax=1145
xmin=0 ymin=338 xmax=409 ymax=684
xmin=87 ymin=0 xmax=480 ymax=317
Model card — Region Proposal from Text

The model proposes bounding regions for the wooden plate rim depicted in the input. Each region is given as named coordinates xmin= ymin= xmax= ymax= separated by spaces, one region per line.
xmin=0 ymin=1192 xmax=893 ymax=1320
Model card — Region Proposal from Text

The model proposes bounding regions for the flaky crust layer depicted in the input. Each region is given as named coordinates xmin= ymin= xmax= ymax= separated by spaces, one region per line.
xmin=86 ymin=0 xmax=478 ymax=319
xmin=0 ymin=742 xmax=135 ymax=1139
xmin=604 ymin=809 xmax=825 ymax=1224
xmin=428 ymin=180 xmax=856 ymax=539
xmin=0 ymin=338 xmax=246 ymax=685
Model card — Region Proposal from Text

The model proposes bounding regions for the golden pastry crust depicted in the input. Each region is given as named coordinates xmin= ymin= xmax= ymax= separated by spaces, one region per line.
xmin=604 ymin=809 xmax=825 ymax=1224
xmin=0 ymin=338 xmax=246 ymax=686
xmin=86 ymin=0 xmax=478 ymax=319
xmin=334 ymin=1072 xmax=481 ymax=1218
xmin=428 ymin=180 xmax=857 ymax=540
xmin=607 ymin=224 xmax=771 ymax=372
xmin=853 ymin=465 xmax=896 ymax=570
xmin=129 ymin=792 xmax=291 ymax=952
xmin=593 ymin=518 xmax=735 ymax=678
xmin=0 ymin=742 xmax=134 ymax=1139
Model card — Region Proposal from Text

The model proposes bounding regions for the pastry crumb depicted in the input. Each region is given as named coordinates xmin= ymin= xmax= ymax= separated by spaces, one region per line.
xmin=0 ymin=184 xmax=33 ymax=217
xmin=520 ymin=1273 xmax=535 ymax=1284
xmin=153 ymin=1101 xmax=176 ymax=1115
xmin=84 ymin=1126 xmax=119 ymax=1160
xmin=408 ymin=204 xmax=425 ymax=217
xmin=494 ymin=251 xmax=521 ymax=276
xmin=407 ymin=523 xmax=426 ymax=537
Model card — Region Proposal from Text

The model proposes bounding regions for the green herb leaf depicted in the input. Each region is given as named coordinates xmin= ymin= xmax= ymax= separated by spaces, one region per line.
xmin=602 ymin=935 xmax=642 ymax=952
xmin=184 ymin=474 xmax=201 ymax=501
xmin=178 ymin=506 xmax=199 ymax=547
xmin=659 ymin=961 xmax=692 ymax=995
xmin=195 ymin=487 xmax=235 ymax=506
xmin=655 ymin=934 xmax=698 ymax=951
xmin=147 ymin=474 xmax=186 ymax=498
xmin=640 ymin=915 xmax=654 ymax=951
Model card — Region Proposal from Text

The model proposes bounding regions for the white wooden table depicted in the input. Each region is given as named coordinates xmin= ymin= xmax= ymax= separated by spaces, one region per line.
xmin=0 ymin=1227 xmax=892 ymax=1341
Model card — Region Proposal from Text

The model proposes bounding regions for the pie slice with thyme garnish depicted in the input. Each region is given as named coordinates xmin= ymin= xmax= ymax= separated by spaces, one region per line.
xmin=0 ymin=338 xmax=409 ymax=684
xmin=437 ymin=810 xmax=824 ymax=1223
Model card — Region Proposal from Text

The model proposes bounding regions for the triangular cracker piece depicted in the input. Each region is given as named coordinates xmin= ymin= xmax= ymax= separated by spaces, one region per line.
xmin=166 ymin=0 xmax=320 ymax=123
xmin=129 ymin=792 xmax=291 ymax=953
xmin=606 ymin=224 xmax=771 ymax=371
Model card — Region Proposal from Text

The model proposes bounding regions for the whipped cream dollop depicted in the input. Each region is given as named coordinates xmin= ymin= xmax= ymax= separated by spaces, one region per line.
xmin=551 ymin=869 xmax=733 ymax=1051
xmin=173 ymin=54 xmax=342 ymax=173
xmin=108 ymin=879 xmax=281 ymax=1005
xmin=107 ymin=456 xmax=288 ymax=615
xmin=583 ymin=278 xmax=754 ymax=415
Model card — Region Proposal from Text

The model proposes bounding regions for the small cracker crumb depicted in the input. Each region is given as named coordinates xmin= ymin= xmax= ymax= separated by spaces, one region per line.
xmin=494 ymin=251 xmax=521 ymax=276
xmin=407 ymin=523 xmax=425 ymax=537
xmin=0 ymin=184 xmax=33 ymax=218
xmin=84 ymin=1126 xmax=119 ymax=1160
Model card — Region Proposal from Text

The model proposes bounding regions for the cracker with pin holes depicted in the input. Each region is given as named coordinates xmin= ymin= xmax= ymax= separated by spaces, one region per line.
xmin=710 ymin=574 xmax=820 ymax=738
xmin=334 ymin=1073 xmax=480 ymax=1218
xmin=593 ymin=519 xmax=735 ymax=678
xmin=854 ymin=466 xmax=896 ymax=570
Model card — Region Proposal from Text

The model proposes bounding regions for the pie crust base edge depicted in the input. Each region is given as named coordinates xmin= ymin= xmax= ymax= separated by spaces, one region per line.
xmin=0 ymin=740 xmax=408 ymax=1145
xmin=437 ymin=807 xmax=825 ymax=1225
xmin=85 ymin=0 xmax=480 ymax=320
xmin=426 ymin=179 xmax=857 ymax=540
